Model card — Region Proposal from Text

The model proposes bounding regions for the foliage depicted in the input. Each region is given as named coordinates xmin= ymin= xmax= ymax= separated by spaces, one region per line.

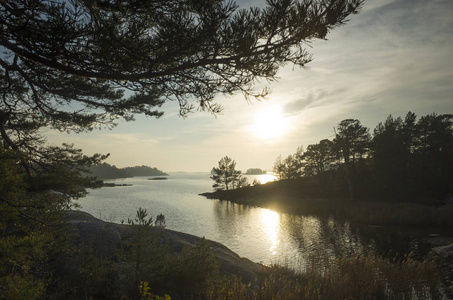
xmin=124 ymin=208 xmax=167 ymax=288
xmin=0 ymin=139 xmax=103 ymax=297
xmin=369 ymin=112 xmax=453 ymax=202
xmin=45 ymin=243 xmax=121 ymax=299
xmin=371 ymin=113 xmax=419 ymax=200
xmin=411 ymin=113 xmax=453 ymax=200
xmin=163 ymin=238 xmax=221 ymax=299
xmin=275 ymin=112 xmax=453 ymax=204
xmin=303 ymin=139 xmax=334 ymax=177
xmin=0 ymin=144 xmax=79 ymax=299
xmin=333 ymin=119 xmax=371 ymax=165
xmin=273 ymin=146 xmax=305 ymax=180
xmin=332 ymin=118 xmax=371 ymax=200
xmin=0 ymin=235 xmax=49 ymax=300
xmin=139 ymin=281 xmax=171 ymax=300
xmin=1 ymin=0 xmax=363 ymax=124
xmin=211 ymin=156 xmax=248 ymax=191
xmin=121 ymin=209 xmax=220 ymax=299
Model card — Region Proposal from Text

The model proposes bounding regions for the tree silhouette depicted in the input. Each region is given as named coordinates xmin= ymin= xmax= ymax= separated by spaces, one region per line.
xmin=273 ymin=146 xmax=305 ymax=180
xmin=273 ymin=113 xmax=453 ymax=203
xmin=371 ymin=112 xmax=453 ymax=202
xmin=332 ymin=119 xmax=370 ymax=200
xmin=211 ymin=156 xmax=247 ymax=191
xmin=303 ymin=139 xmax=334 ymax=176
xmin=371 ymin=113 xmax=416 ymax=200
xmin=413 ymin=113 xmax=453 ymax=200
xmin=1 ymin=0 xmax=363 ymax=121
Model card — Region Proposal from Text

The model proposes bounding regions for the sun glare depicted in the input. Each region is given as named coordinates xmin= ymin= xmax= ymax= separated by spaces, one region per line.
xmin=251 ymin=105 xmax=288 ymax=139
xmin=260 ymin=209 xmax=280 ymax=255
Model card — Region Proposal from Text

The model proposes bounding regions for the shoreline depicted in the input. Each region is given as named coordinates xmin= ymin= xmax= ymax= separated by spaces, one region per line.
xmin=200 ymin=180 xmax=453 ymax=228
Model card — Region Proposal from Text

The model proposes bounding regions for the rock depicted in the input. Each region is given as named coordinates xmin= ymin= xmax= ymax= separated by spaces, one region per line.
xmin=64 ymin=211 xmax=267 ymax=282
xmin=65 ymin=211 xmax=124 ymax=258
xmin=433 ymin=243 xmax=453 ymax=258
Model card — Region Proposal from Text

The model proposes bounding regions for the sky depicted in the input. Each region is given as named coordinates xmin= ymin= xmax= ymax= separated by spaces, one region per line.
xmin=46 ymin=0 xmax=453 ymax=173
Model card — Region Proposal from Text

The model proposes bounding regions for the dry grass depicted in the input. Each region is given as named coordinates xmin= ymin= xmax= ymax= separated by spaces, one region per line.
xmin=205 ymin=252 xmax=443 ymax=300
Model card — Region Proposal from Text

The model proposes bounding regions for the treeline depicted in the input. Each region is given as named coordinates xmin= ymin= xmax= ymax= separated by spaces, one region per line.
xmin=90 ymin=163 xmax=168 ymax=179
xmin=273 ymin=112 xmax=453 ymax=204
xmin=245 ymin=168 xmax=266 ymax=175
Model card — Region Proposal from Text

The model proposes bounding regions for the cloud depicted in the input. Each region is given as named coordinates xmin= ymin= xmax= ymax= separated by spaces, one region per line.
xmin=282 ymin=88 xmax=348 ymax=117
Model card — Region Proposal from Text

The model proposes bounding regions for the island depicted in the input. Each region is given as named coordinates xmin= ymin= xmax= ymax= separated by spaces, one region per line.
xmin=244 ymin=168 xmax=266 ymax=175
xmin=89 ymin=163 xmax=168 ymax=179
xmin=103 ymin=183 xmax=133 ymax=187
xmin=148 ymin=177 xmax=168 ymax=181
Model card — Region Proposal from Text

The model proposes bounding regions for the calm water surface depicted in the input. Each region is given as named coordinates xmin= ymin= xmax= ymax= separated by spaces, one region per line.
xmin=78 ymin=173 xmax=448 ymax=268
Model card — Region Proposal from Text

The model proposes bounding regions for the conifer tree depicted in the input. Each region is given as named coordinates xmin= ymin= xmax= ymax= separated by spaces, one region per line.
xmin=211 ymin=156 xmax=247 ymax=191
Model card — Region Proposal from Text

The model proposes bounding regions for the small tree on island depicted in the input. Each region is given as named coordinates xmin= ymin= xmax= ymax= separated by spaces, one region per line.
xmin=211 ymin=156 xmax=248 ymax=191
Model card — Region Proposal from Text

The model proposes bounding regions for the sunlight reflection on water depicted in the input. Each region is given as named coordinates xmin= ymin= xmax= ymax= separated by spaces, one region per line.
xmin=244 ymin=173 xmax=277 ymax=184
xmin=260 ymin=209 xmax=280 ymax=255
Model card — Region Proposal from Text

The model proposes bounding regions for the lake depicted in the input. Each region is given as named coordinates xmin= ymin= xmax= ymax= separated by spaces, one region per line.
xmin=78 ymin=172 xmax=449 ymax=269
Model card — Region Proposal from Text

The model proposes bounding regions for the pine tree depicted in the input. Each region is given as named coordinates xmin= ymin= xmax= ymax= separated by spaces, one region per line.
xmin=211 ymin=156 xmax=247 ymax=191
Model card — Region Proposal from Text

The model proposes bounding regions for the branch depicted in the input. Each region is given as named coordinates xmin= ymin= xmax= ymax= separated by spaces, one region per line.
xmin=0 ymin=119 xmax=33 ymax=177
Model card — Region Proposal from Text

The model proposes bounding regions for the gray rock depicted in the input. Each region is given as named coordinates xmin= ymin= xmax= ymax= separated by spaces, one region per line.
xmin=65 ymin=210 xmax=267 ymax=282
xmin=433 ymin=243 xmax=453 ymax=258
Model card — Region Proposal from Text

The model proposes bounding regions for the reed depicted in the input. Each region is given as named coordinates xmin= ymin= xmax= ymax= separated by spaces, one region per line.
xmin=205 ymin=251 xmax=443 ymax=300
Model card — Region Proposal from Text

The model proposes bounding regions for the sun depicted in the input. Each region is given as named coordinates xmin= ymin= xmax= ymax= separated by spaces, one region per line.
xmin=251 ymin=105 xmax=288 ymax=139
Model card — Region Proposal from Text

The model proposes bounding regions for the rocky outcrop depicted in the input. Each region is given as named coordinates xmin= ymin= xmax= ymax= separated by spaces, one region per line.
xmin=65 ymin=211 xmax=267 ymax=283
xmin=433 ymin=243 xmax=453 ymax=258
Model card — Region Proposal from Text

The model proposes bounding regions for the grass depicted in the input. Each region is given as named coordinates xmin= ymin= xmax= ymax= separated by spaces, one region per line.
xmin=205 ymin=252 xmax=444 ymax=300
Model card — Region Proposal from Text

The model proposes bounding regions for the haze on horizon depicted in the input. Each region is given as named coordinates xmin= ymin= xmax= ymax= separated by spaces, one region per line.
xmin=46 ymin=0 xmax=453 ymax=173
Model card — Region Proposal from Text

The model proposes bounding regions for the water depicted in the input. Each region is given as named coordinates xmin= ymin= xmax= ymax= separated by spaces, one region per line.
xmin=78 ymin=172 xmax=449 ymax=268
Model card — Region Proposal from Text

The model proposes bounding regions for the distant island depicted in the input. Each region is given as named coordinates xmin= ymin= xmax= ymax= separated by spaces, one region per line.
xmin=245 ymin=168 xmax=266 ymax=175
xmin=103 ymin=183 xmax=133 ymax=187
xmin=148 ymin=177 xmax=168 ymax=181
xmin=89 ymin=163 xmax=168 ymax=179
